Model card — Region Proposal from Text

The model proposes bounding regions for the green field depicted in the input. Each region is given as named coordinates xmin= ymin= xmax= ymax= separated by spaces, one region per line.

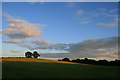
xmin=2 ymin=61 xmax=119 ymax=79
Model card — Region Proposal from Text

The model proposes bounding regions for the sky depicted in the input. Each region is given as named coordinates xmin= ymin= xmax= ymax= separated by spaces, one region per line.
xmin=1 ymin=2 xmax=119 ymax=60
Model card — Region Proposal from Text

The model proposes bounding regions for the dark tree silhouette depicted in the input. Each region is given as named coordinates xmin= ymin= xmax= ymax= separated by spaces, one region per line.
xmin=62 ymin=58 xmax=70 ymax=62
xmin=61 ymin=58 xmax=120 ymax=66
xmin=33 ymin=51 xmax=40 ymax=58
xmin=25 ymin=51 xmax=32 ymax=58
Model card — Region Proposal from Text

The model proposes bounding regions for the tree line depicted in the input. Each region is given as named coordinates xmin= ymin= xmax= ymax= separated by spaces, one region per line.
xmin=58 ymin=58 xmax=120 ymax=66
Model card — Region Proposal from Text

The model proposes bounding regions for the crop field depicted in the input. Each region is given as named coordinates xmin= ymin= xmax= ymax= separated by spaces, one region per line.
xmin=2 ymin=58 xmax=120 ymax=79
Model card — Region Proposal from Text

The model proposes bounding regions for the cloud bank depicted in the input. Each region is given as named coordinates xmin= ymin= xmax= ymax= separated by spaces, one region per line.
xmin=3 ymin=36 xmax=119 ymax=60
xmin=69 ymin=36 xmax=119 ymax=59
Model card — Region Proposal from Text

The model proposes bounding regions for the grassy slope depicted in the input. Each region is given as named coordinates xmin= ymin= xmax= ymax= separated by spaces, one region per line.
xmin=2 ymin=58 xmax=120 ymax=78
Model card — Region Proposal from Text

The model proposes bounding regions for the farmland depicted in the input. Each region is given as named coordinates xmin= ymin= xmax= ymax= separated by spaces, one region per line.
xmin=2 ymin=58 xmax=120 ymax=79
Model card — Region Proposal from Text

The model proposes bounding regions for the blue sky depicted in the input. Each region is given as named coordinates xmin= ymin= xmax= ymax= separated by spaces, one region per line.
xmin=1 ymin=2 xmax=119 ymax=60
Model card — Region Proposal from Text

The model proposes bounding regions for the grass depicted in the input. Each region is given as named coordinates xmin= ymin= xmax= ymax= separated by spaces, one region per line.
xmin=2 ymin=58 xmax=120 ymax=79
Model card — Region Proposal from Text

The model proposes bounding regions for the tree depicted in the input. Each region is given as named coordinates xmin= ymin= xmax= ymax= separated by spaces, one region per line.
xmin=25 ymin=51 xmax=32 ymax=58
xmin=33 ymin=51 xmax=40 ymax=58
xmin=62 ymin=58 xmax=70 ymax=62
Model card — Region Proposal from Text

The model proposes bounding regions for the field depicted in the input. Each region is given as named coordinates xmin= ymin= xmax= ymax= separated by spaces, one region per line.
xmin=2 ymin=58 xmax=120 ymax=79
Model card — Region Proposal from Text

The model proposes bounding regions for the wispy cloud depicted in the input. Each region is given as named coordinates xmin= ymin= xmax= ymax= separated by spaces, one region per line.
xmin=0 ymin=30 xmax=2 ymax=34
xmin=40 ymin=2 xmax=44 ymax=4
xmin=29 ymin=2 xmax=36 ymax=4
xmin=67 ymin=2 xmax=76 ymax=8
xmin=97 ymin=16 xmax=117 ymax=27
xmin=3 ymin=39 xmax=72 ymax=51
xmin=80 ymin=21 xmax=91 ymax=24
xmin=76 ymin=9 xmax=84 ymax=16
xmin=10 ymin=50 xmax=21 ymax=53
xmin=99 ymin=8 xmax=106 ymax=12
xmin=109 ymin=9 xmax=117 ymax=13
xmin=76 ymin=8 xmax=118 ymax=27
xmin=28 ymin=0 xmax=36 ymax=4
xmin=23 ymin=40 xmax=72 ymax=51
xmin=97 ymin=22 xmax=117 ymax=27
xmin=29 ymin=2 xmax=44 ymax=4
xmin=3 ymin=40 xmax=20 ymax=44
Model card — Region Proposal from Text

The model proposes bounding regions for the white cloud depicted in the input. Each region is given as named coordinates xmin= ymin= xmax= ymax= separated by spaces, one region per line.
xmin=2 ymin=14 xmax=47 ymax=39
xmin=97 ymin=22 xmax=117 ymax=27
